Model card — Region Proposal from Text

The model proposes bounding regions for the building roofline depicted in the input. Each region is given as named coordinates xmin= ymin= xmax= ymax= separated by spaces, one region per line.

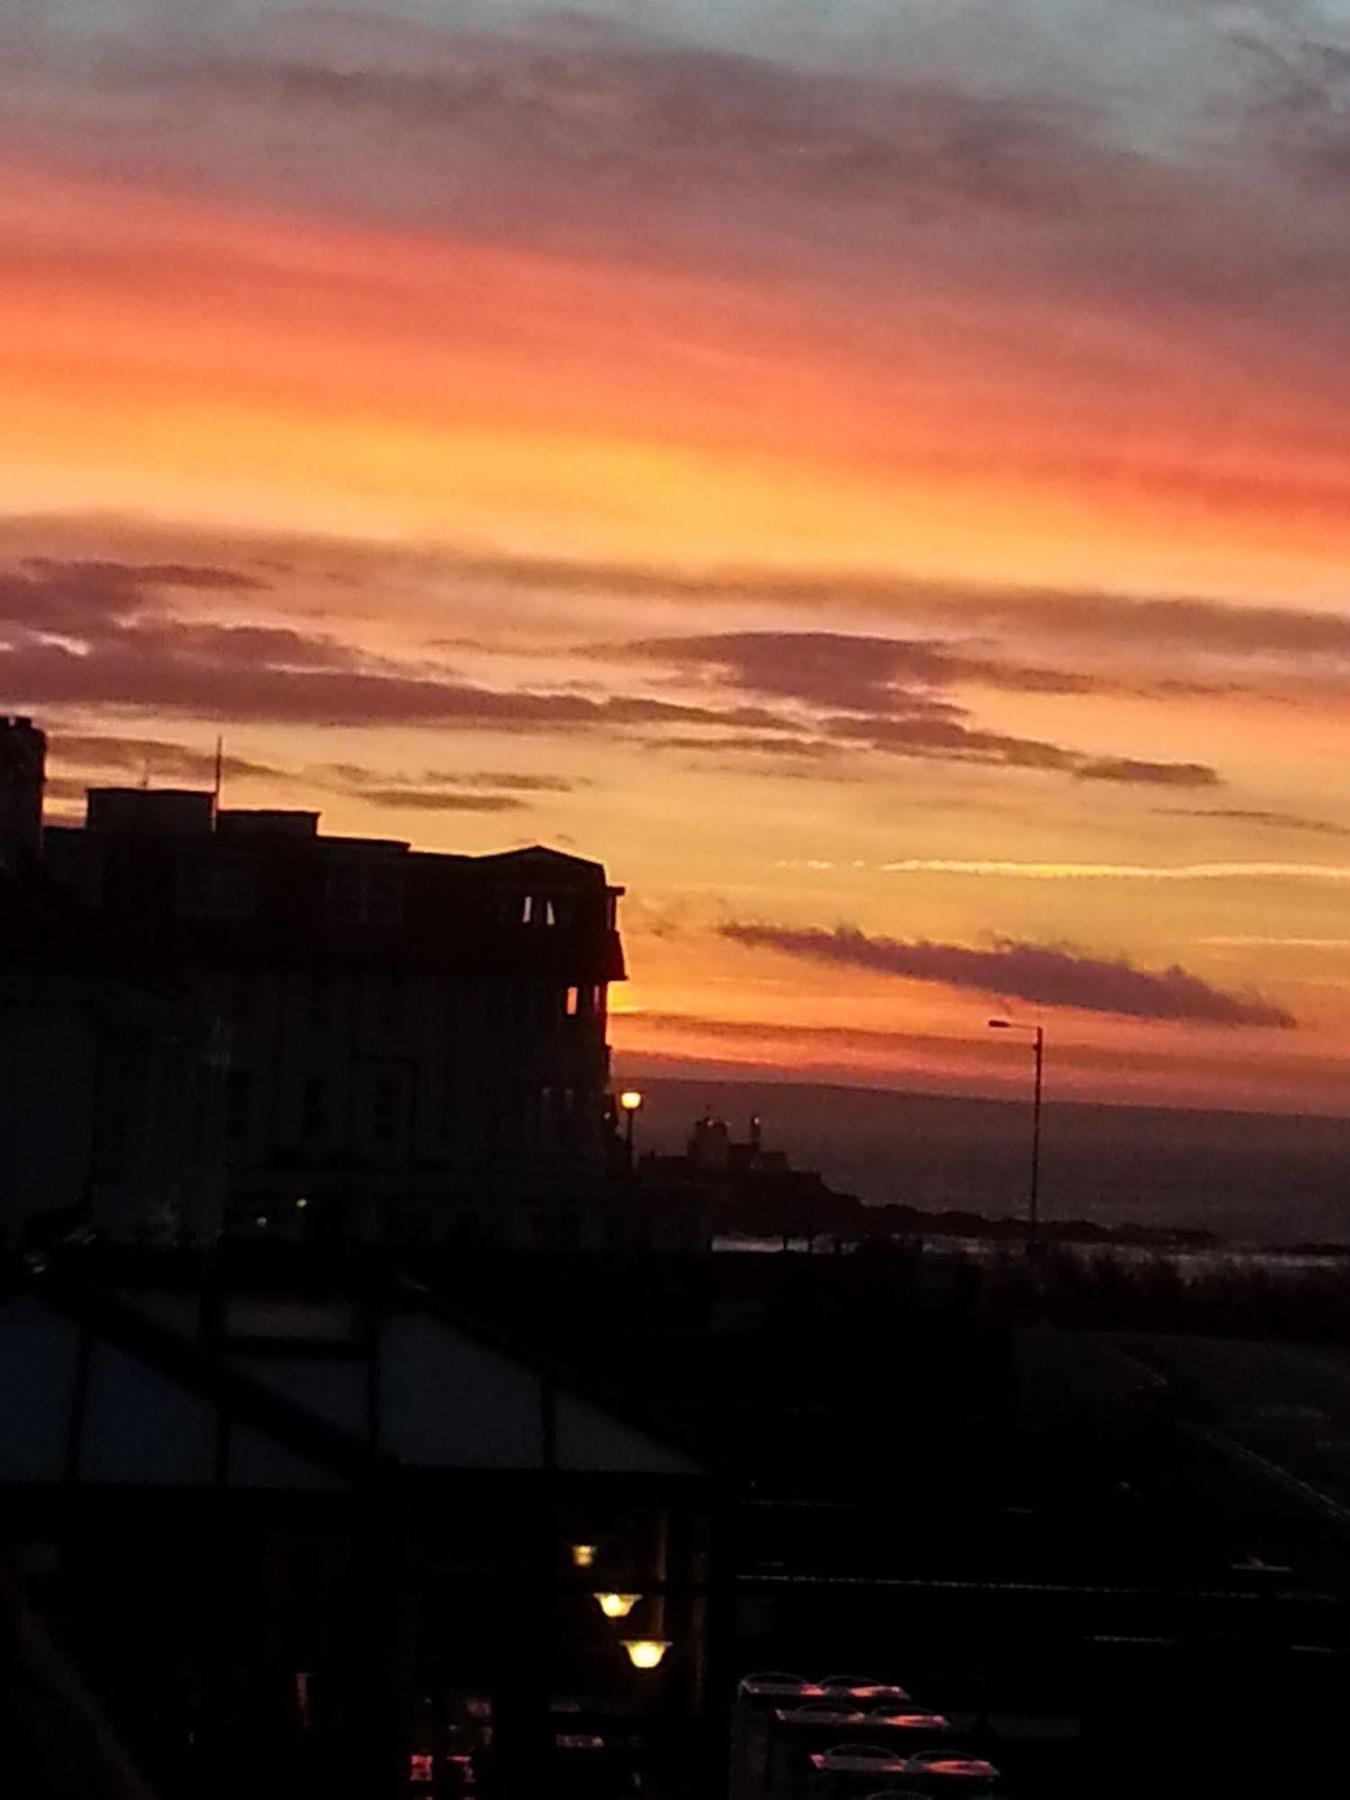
xmin=12 ymin=1252 xmax=712 ymax=1487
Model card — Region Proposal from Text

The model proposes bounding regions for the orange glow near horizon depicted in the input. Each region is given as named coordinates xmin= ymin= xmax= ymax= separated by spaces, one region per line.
xmin=5 ymin=168 xmax=1350 ymax=595
xmin=7 ymin=5 xmax=1350 ymax=1118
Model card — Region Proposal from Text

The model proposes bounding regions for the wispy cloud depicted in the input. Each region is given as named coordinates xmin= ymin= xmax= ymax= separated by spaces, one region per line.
xmin=722 ymin=922 xmax=1296 ymax=1027
xmin=2 ymin=558 xmax=798 ymax=737
xmin=609 ymin=629 xmax=1109 ymax=709
xmin=880 ymin=859 xmax=1350 ymax=881
xmin=1157 ymin=806 xmax=1350 ymax=839
xmin=330 ymin=786 xmax=527 ymax=814
xmin=605 ymin=628 xmax=1221 ymax=784
xmin=45 ymin=728 xmax=579 ymax=818
xmin=1199 ymin=936 xmax=1350 ymax=949
xmin=1075 ymin=757 xmax=1219 ymax=787
xmin=5 ymin=555 xmax=1221 ymax=786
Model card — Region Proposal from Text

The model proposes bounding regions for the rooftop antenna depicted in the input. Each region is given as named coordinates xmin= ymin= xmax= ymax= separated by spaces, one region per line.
xmin=212 ymin=734 xmax=224 ymax=822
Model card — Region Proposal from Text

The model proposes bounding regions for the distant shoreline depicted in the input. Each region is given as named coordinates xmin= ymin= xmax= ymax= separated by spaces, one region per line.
xmin=629 ymin=1073 xmax=1350 ymax=1247
xmin=621 ymin=1064 xmax=1350 ymax=1129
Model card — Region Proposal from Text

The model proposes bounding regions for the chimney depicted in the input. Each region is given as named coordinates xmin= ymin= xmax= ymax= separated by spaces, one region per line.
xmin=0 ymin=716 xmax=46 ymax=864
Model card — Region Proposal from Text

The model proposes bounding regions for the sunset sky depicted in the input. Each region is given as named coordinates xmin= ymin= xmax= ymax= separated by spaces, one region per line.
xmin=6 ymin=2 xmax=1350 ymax=1113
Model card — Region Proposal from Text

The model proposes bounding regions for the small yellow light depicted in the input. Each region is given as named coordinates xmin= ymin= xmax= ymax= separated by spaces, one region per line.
xmin=571 ymin=1543 xmax=598 ymax=1569
xmin=618 ymin=1089 xmax=643 ymax=1113
xmin=295 ymin=1196 xmax=309 ymax=1211
xmin=595 ymin=1592 xmax=641 ymax=1620
xmin=621 ymin=1638 xmax=670 ymax=1671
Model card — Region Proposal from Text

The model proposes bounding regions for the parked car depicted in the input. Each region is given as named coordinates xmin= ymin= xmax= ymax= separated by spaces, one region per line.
xmin=740 ymin=1671 xmax=827 ymax=1703
xmin=899 ymin=1750 xmax=1000 ymax=1790
xmin=810 ymin=1742 xmax=915 ymax=1778
xmin=820 ymin=1676 xmax=913 ymax=1705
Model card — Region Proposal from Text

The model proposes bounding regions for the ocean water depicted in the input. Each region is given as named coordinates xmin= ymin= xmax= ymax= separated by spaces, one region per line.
xmin=636 ymin=1077 xmax=1350 ymax=1248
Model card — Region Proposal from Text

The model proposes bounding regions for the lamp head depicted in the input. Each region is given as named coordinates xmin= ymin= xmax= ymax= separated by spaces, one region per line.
xmin=595 ymin=1592 xmax=641 ymax=1620
xmin=621 ymin=1638 xmax=671 ymax=1670
xmin=618 ymin=1089 xmax=644 ymax=1113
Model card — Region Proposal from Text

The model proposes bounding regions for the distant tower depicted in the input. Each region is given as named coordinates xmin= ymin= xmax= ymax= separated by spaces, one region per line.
xmin=0 ymin=716 xmax=46 ymax=864
xmin=748 ymin=1114 xmax=763 ymax=1152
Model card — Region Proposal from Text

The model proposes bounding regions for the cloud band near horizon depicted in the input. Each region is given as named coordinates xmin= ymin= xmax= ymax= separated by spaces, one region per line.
xmin=721 ymin=922 xmax=1296 ymax=1028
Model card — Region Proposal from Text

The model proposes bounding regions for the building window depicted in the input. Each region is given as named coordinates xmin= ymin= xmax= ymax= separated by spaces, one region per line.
xmin=440 ymin=1048 xmax=458 ymax=1140
xmin=378 ymin=976 xmax=404 ymax=1033
xmin=306 ymin=977 xmax=333 ymax=1032
xmin=368 ymin=864 xmax=403 ymax=925
xmin=327 ymin=863 xmax=363 ymax=924
xmin=224 ymin=1069 xmax=251 ymax=1143
xmin=176 ymin=854 xmax=255 ymax=920
xmin=327 ymin=860 xmax=404 ymax=926
xmin=554 ymin=1210 xmax=580 ymax=1250
xmin=520 ymin=893 xmax=557 ymax=926
xmin=565 ymin=985 xmax=580 ymax=1017
xmin=189 ymin=1063 xmax=213 ymax=1163
xmin=300 ymin=1072 xmax=329 ymax=1140
xmin=371 ymin=1066 xmax=399 ymax=1145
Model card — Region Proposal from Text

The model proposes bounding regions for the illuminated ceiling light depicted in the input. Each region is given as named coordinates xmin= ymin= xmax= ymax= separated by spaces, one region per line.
xmin=594 ymin=1592 xmax=641 ymax=1620
xmin=621 ymin=1639 xmax=671 ymax=1671
xmin=571 ymin=1543 xmax=598 ymax=1569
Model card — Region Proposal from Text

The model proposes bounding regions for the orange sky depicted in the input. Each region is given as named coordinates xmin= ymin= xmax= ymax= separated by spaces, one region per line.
xmin=7 ymin=3 xmax=1350 ymax=1114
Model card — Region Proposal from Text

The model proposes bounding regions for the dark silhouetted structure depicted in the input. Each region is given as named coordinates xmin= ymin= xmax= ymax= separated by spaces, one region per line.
xmin=0 ymin=1256 xmax=719 ymax=1800
xmin=6 ymin=727 xmax=631 ymax=1247
xmin=0 ymin=854 xmax=225 ymax=1251
xmin=641 ymin=1112 xmax=859 ymax=1243
xmin=0 ymin=715 xmax=46 ymax=865
xmin=42 ymin=785 xmax=624 ymax=1244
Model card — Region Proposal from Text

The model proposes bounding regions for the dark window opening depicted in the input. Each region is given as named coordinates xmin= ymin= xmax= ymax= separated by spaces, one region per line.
xmin=300 ymin=1072 xmax=329 ymax=1140
xmin=372 ymin=1068 xmax=399 ymax=1145
xmin=224 ymin=1069 xmax=251 ymax=1143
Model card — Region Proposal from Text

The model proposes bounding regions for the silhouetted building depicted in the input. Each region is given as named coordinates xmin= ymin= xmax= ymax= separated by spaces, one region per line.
xmin=34 ymin=774 xmax=625 ymax=1245
xmin=0 ymin=1257 xmax=717 ymax=1800
xmin=0 ymin=715 xmax=45 ymax=865
xmin=642 ymin=1112 xmax=860 ymax=1242
xmin=0 ymin=860 xmax=225 ymax=1250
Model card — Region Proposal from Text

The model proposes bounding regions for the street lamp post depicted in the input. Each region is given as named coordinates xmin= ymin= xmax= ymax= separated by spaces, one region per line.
xmin=618 ymin=1088 xmax=644 ymax=1172
xmin=988 ymin=1019 xmax=1044 ymax=1251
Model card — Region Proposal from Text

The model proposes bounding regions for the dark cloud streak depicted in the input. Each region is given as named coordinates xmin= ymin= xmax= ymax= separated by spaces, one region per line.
xmin=1157 ymin=805 xmax=1350 ymax=838
xmin=5 ymin=562 xmax=1222 ymax=787
xmin=722 ymin=922 xmax=1295 ymax=1028
xmin=612 ymin=629 xmax=1222 ymax=785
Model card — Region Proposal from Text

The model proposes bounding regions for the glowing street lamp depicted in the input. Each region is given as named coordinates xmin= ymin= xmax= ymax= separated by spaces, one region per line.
xmin=988 ymin=1019 xmax=1045 ymax=1250
xmin=621 ymin=1638 xmax=671 ymax=1671
xmin=618 ymin=1088 xmax=643 ymax=1169
xmin=571 ymin=1543 xmax=598 ymax=1570
xmin=594 ymin=1592 xmax=641 ymax=1620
